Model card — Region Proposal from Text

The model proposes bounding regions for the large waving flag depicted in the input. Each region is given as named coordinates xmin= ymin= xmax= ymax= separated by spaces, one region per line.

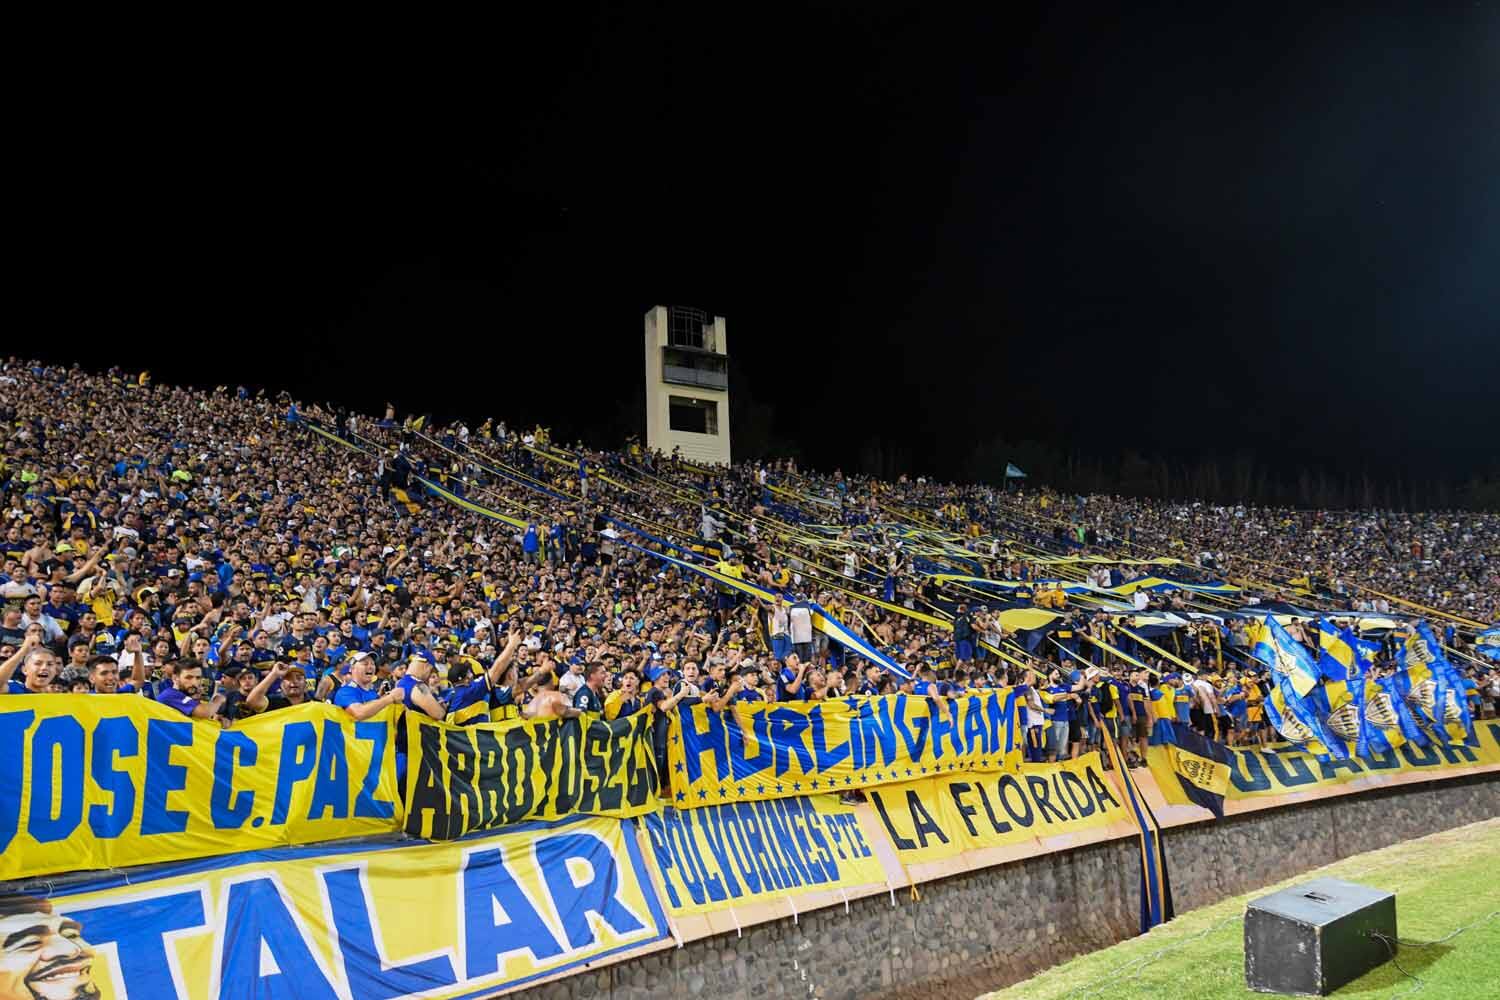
xmin=1321 ymin=625 xmax=1401 ymax=759
xmin=1264 ymin=668 xmax=1349 ymax=760
xmin=1416 ymin=622 xmax=1475 ymax=743
xmin=1475 ymin=625 xmax=1500 ymax=662
xmin=1255 ymin=615 xmax=1321 ymax=697
xmin=1394 ymin=625 xmax=1469 ymax=746
xmin=1317 ymin=619 xmax=1356 ymax=681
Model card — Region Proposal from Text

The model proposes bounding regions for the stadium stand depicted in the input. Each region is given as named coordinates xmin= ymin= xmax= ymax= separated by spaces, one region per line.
xmin=1 ymin=359 xmax=1496 ymax=745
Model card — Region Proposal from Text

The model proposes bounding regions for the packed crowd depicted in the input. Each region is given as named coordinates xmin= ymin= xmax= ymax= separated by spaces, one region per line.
xmin=1 ymin=359 xmax=1496 ymax=784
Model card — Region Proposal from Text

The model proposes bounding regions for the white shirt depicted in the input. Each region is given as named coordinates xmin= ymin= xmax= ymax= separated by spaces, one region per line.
xmin=788 ymin=605 xmax=814 ymax=644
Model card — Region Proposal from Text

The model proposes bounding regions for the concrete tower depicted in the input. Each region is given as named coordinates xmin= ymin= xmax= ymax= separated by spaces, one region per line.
xmin=643 ymin=305 xmax=731 ymax=465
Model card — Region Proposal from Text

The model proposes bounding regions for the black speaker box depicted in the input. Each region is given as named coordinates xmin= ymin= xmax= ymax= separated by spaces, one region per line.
xmin=1244 ymin=877 xmax=1396 ymax=996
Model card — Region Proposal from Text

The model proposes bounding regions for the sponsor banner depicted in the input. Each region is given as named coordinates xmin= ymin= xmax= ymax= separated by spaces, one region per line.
xmin=864 ymin=753 xmax=1130 ymax=865
xmin=404 ymin=710 xmax=660 ymax=840
xmin=639 ymin=794 xmax=887 ymax=916
xmin=1147 ymin=719 xmax=1500 ymax=813
xmin=0 ymin=696 xmax=400 ymax=881
xmin=5 ymin=814 xmax=670 ymax=1000
xmin=669 ymin=691 xmax=1023 ymax=807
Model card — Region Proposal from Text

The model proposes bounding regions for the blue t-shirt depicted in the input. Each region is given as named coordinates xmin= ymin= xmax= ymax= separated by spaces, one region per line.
xmin=395 ymin=675 xmax=422 ymax=710
xmin=1224 ymin=684 xmax=1248 ymax=721
xmin=158 ymin=686 xmax=200 ymax=717
xmin=1046 ymin=685 xmax=1074 ymax=723
xmin=776 ymin=666 xmax=802 ymax=701
xmin=6 ymin=679 xmax=32 ymax=695
xmin=333 ymin=684 xmax=382 ymax=710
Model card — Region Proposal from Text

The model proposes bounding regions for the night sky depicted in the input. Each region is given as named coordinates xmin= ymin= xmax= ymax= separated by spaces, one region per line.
xmin=24 ymin=6 xmax=1499 ymax=490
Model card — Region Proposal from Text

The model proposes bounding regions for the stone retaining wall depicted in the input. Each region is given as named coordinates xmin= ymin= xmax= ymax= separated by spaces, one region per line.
xmin=514 ymin=773 xmax=1500 ymax=1000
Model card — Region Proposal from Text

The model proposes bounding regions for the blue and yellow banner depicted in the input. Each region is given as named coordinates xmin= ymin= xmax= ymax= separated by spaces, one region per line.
xmin=669 ymin=692 xmax=1023 ymax=808
xmin=864 ymin=753 xmax=1129 ymax=864
xmin=1148 ymin=718 xmax=1500 ymax=807
xmin=639 ymin=795 xmax=887 ymax=916
xmin=0 ymin=697 xmax=401 ymax=881
xmin=14 ymin=813 xmax=670 ymax=1000
xmin=403 ymin=710 xmax=660 ymax=840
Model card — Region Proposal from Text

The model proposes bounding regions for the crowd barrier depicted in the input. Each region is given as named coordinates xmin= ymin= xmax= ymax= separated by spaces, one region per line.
xmin=6 ymin=699 xmax=1500 ymax=999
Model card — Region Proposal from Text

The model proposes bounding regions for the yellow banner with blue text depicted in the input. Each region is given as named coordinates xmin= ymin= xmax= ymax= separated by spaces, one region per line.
xmin=865 ymin=753 xmax=1130 ymax=864
xmin=8 ymin=813 xmax=671 ymax=1000
xmin=639 ymin=794 xmax=888 ymax=916
xmin=668 ymin=691 xmax=1024 ymax=808
xmin=1147 ymin=718 xmax=1500 ymax=811
xmin=0 ymin=696 xmax=401 ymax=881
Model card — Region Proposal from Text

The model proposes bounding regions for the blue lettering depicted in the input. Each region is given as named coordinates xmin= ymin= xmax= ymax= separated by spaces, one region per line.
xmin=1433 ymin=740 xmax=1478 ymax=765
xmin=89 ymin=716 xmax=139 ymax=839
xmin=767 ymin=708 xmax=814 ymax=778
xmin=0 ymin=710 xmax=36 ymax=852
xmin=858 ymin=698 xmax=899 ymax=768
xmin=891 ymin=695 xmax=931 ymax=762
xmin=696 ymin=805 xmax=744 ymax=900
xmin=462 ymin=847 xmax=564 ymax=977
xmin=666 ymin=810 xmax=708 ymax=904
xmin=718 ymin=805 xmax=763 ymax=892
xmin=353 ymin=721 xmax=395 ymax=819
xmin=29 ymin=716 xmax=85 ymax=842
xmin=1399 ymin=742 xmax=1440 ymax=767
xmin=759 ymin=800 xmax=808 ymax=886
xmin=1317 ymin=755 xmax=1364 ymax=779
xmin=681 ymin=707 xmax=730 ymax=784
xmin=727 ymin=708 xmax=774 ymax=777
xmin=219 ymin=878 xmax=339 ymax=1000
xmin=641 ymin=814 xmax=684 ymax=908
xmin=323 ymin=867 xmax=457 ymax=1000
xmin=271 ymin=721 xmax=318 ymax=825
xmin=962 ymin=700 xmax=990 ymax=758
xmin=308 ymin=721 xmax=350 ymax=821
xmin=211 ymin=732 xmax=257 ymax=829
xmin=1364 ymin=746 xmax=1402 ymax=770
xmin=65 ymin=891 xmax=205 ymax=999
xmin=1262 ymin=751 xmax=1316 ymax=787
xmin=1228 ymin=751 xmax=1271 ymax=792
xmin=733 ymin=801 xmax=786 ymax=889
xmin=141 ymin=719 xmax=193 ymax=835
xmin=928 ymin=699 xmax=959 ymax=760
xmin=538 ymin=831 xmax=647 ymax=949
xmin=810 ymin=705 xmax=851 ymax=773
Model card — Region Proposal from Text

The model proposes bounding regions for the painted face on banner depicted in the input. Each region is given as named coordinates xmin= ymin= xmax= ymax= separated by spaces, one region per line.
xmin=0 ymin=907 xmax=98 ymax=1000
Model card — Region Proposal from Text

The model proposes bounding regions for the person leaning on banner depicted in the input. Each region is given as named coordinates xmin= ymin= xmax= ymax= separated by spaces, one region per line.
xmin=264 ymin=664 xmax=312 ymax=710
xmin=156 ymin=659 xmax=229 ymax=725
xmin=333 ymin=651 xmax=402 ymax=720
xmin=445 ymin=627 xmax=540 ymax=724
xmin=777 ymin=652 xmax=809 ymax=701
xmin=0 ymin=633 xmax=58 ymax=695
xmin=393 ymin=655 xmax=448 ymax=721
xmin=572 ymin=660 xmax=608 ymax=714
xmin=219 ymin=662 xmax=287 ymax=721
xmin=603 ymin=671 xmax=642 ymax=719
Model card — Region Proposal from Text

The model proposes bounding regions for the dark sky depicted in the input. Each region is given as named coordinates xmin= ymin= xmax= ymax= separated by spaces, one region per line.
xmin=24 ymin=6 xmax=1499 ymax=485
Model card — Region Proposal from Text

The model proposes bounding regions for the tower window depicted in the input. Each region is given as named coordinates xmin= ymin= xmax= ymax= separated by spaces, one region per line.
xmin=669 ymin=396 xmax=718 ymax=435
